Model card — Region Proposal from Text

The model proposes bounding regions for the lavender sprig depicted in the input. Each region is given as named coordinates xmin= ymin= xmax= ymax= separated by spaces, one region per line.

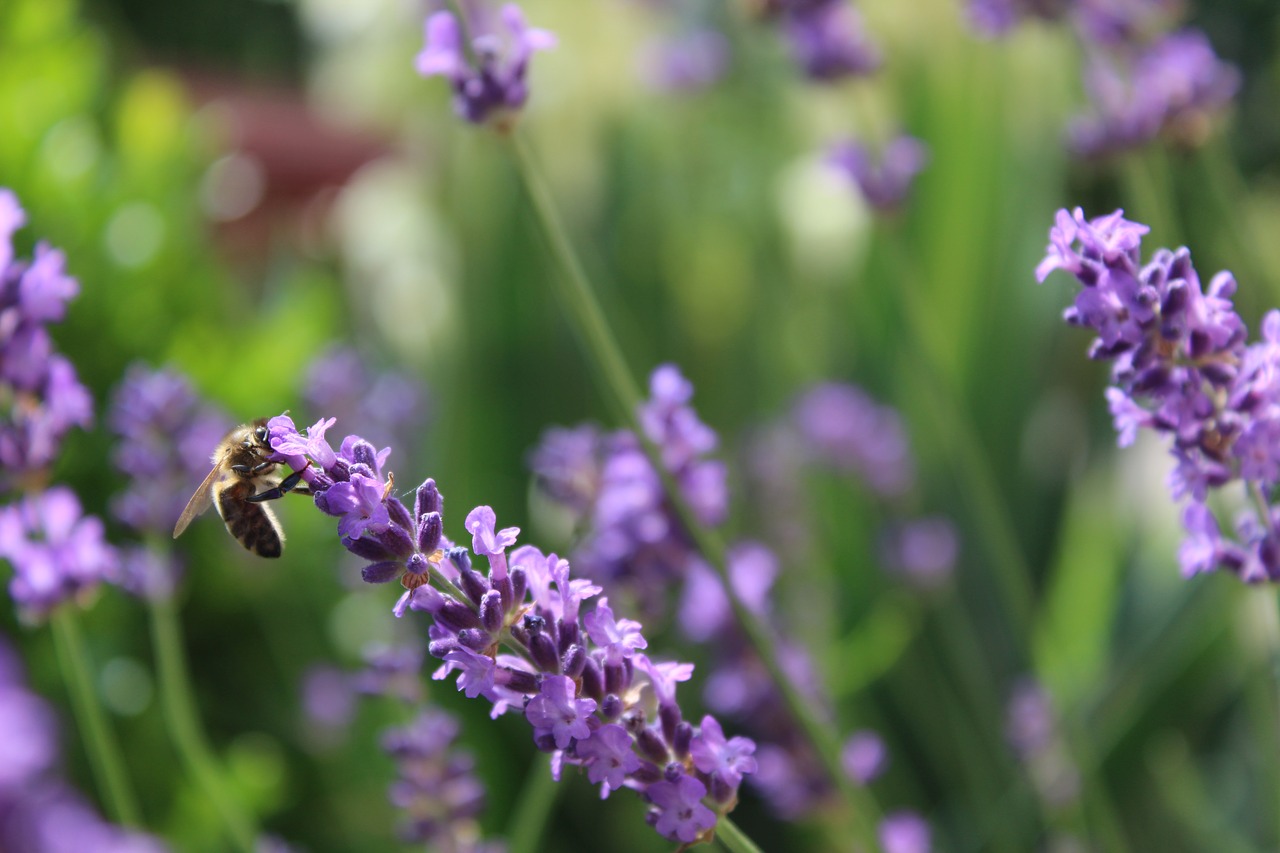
xmin=264 ymin=415 xmax=756 ymax=846
xmin=0 ymin=189 xmax=92 ymax=487
xmin=1038 ymin=207 xmax=1280 ymax=582
xmin=415 ymin=1 xmax=556 ymax=128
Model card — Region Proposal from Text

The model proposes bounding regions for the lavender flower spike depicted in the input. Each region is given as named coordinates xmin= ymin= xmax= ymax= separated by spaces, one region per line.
xmin=828 ymin=135 xmax=929 ymax=213
xmin=416 ymin=2 xmax=556 ymax=128
xmin=1038 ymin=207 xmax=1280 ymax=582
xmin=264 ymin=415 xmax=756 ymax=844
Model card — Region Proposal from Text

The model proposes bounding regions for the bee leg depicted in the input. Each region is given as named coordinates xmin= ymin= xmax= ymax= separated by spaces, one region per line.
xmin=245 ymin=467 xmax=309 ymax=503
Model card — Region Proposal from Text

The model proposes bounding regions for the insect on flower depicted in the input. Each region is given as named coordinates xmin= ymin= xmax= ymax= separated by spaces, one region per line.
xmin=172 ymin=418 xmax=307 ymax=558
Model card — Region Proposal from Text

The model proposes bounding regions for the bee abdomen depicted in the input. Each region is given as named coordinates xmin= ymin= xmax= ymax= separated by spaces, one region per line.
xmin=217 ymin=481 xmax=284 ymax=559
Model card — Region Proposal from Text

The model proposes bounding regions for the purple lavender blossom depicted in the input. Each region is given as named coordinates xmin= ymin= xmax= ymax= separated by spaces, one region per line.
xmin=828 ymin=136 xmax=929 ymax=213
xmin=879 ymin=811 xmax=933 ymax=853
xmin=261 ymin=415 xmax=754 ymax=844
xmin=639 ymin=29 xmax=730 ymax=93
xmin=353 ymin=644 xmax=426 ymax=704
xmin=1068 ymin=29 xmax=1239 ymax=157
xmin=0 ymin=487 xmax=119 ymax=622
xmin=1037 ymin=207 xmax=1280 ymax=582
xmin=1005 ymin=679 xmax=1081 ymax=807
xmin=300 ymin=665 xmax=357 ymax=742
xmin=841 ymin=730 xmax=888 ymax=784
xmin=879 ymin=516 xmax=959 ymax=588
xmin=965 ymin=0 xmax=1070 ymax=37
xmin=415 ymin=2 xmax=556 ymax=127
xmin=382 ymin=709 xmax=493 ymax=849
xmin=0 ymin=637 xmax=165 ymax=852
xmin=0 ymin=189 xmax=93 ymax=481
xmin=792 ymin=382 xmax=915 ymax=496
xmin=529 ymin=364 xmax=728 ymax=617
xmin=108 ymin=364 xmax=231 ymax=537
xmin=302 ymin=345 xmax=427 ymax=462
xmin=781 ymin=1 xmax=882 ymax=82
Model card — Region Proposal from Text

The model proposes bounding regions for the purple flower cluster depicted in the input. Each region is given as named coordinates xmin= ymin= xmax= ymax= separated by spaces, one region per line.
xmin=792 ymin=382 xmax=915 ymax=498
xmin=1037 ymin=207 xmax=1280 ymax=582
xmin=415 ymin=1 xmax=556 ymax=127
xmin=765 ymin=0 xmax=882 ymax=82
xmin=828 ymin=135 xmax=929 ymax=214
xmin=1005 ymin=679 xmax=1080 ymax=807
xmin=382 ymin=710 xmax=498 ymax=851
xmin=1068 ymin=29 xmax=1239 ymax=157
xmin=964 ymin=1 xmax=1236 ymax=156
xmin=0 ymin=189 xmax=93 ymax=483
xmin=529 ymin=364 xmax=727 ymax=616
xmin=0 ymin=639 xmax=165 ymax=852
xmin=302 ymin=346 xmax=428 ymax=463
xmin=108 ymin=364 xmax=230 ymax=537
xmin=0 ymin=486 xmax=119 ymax=624
xmin=262 ymin=414 xmax=755 ymax=845
xmin=638 ymin=29 xmax=730 ymax=94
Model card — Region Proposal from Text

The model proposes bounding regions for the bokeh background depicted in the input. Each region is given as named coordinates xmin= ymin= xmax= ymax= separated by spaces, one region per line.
xmin=3 ymin=0 xmax=1280 ymax=850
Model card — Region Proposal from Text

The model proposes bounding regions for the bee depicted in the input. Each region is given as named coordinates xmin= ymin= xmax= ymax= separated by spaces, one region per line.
xmin=173 ymin=418 xmax=307 ymax=558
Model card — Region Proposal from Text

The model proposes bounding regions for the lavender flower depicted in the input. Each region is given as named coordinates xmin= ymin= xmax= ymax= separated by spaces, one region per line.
xmin=383 ymin=709 xmax=494 ymax=849
xmin=878 ymin=516 xmax=959 ymax=588
xmin=842 ymin=730 xmax=888 ymax=784
xmin=529 ymin=365 xmax=727 ymax=616
xmin=302 ymin=346 xmax=428 ymax=462
xmin=354 ymin=644 xmax=427 ymax=704
xmin=1005 ymin=679 xmax=1080 ymax=806
xmin=782 ymin=1 xmax=882 ymax=82
xmin=0 ymin=637 xmax=165 ymax=852
xmin=792 ymin=382 xmax=915 ymax=496
xmin=639 ymin=29 xmax=730 ymax=93
xmin=879 ymin=811 xmax=933 ymax=853
xmin=0 ymin=487 xmax=119 ymax=623
xmin=108 ymin=363 xmax=231 ymax=536
xmin=261 ymin=415 xmax=755 ymax=844
xmin=1037 ymin=207 xmax=1280 ymax=582
xmin=415 ymin=2 xmax=556 ymax=127
xmin=965 ymin=0 xmax=1070 ymax=37
xmin=828 ymin=136 xmax=929 ymax=213
xmin=1067 ymin=29 xmax=1239 ymax=157
xmin=0 ymin=189 xmax=93 ymax=483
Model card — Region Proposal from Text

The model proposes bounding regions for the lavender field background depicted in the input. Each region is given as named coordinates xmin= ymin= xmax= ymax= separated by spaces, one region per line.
xmin=2 ymin=0 xmax=1279 ymax=851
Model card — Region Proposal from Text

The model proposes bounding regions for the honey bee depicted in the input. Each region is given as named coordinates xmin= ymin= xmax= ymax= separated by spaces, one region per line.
xmin=172 ymin=418 xmax=307 ymax=558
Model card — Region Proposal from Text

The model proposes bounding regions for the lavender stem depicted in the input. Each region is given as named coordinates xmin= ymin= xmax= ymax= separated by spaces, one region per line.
xmin=50 ymin=607 xmax=141 ymax=827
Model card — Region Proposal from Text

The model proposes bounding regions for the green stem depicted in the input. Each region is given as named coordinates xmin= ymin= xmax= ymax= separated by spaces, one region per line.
xmin=49 ymin=607 xmax=141 ymax=827
xmin=505 ymin=130 xmax=882 ymax=846
xmin=149 ymin=593 xmax=258 ymax=852
xmin=717 ymin=816 xmax=765 ymax=853
xmin=506 ymin=754 xmax=560 ymax=853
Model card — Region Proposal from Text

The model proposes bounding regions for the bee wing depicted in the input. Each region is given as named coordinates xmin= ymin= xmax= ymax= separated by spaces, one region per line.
xmin=173 ymin=463 xmax=225 ymax=538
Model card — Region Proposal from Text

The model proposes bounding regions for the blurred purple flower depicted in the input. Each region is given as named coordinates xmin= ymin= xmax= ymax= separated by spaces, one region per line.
xmin=792 ymin=382 xmax=915 ymax=496
xmin=529 ymin=364 xmax=727 ymax=617
xmin=383 ymin=708 xmax=491 ymax=848
xmin=783 ymin=1 xmax=881 ymax=82
xmin=1068 ymin=29 xmax=1239 ymax=157
xmin=0 ymin=636 xmax=165 ymax=851
xmin=415 ymin=2 xmax=557 ymax=127
xmin=0 ymin=189 xmax=93 ymax=481
xmin=639 ymin=29 xmax=730 ymax=93
xmin=842 ymin=730 xmax=888 ymax=784
xmin=828 ymin=135 xmax=929 ymax=212
xmin=108 ymin=363 xmax=231 ymax=537
xmin=879 ymin=516 xmax=959 ymax=588
xmin=879 ymin=811 xmax=932 ymax=853
xmin=0 ymin=487 xmax=119 ymax=622
xmin=302 ymin=345 xmax=428 ymax=463
xmin=965 ymin=0 xmax=1071 ymax=36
